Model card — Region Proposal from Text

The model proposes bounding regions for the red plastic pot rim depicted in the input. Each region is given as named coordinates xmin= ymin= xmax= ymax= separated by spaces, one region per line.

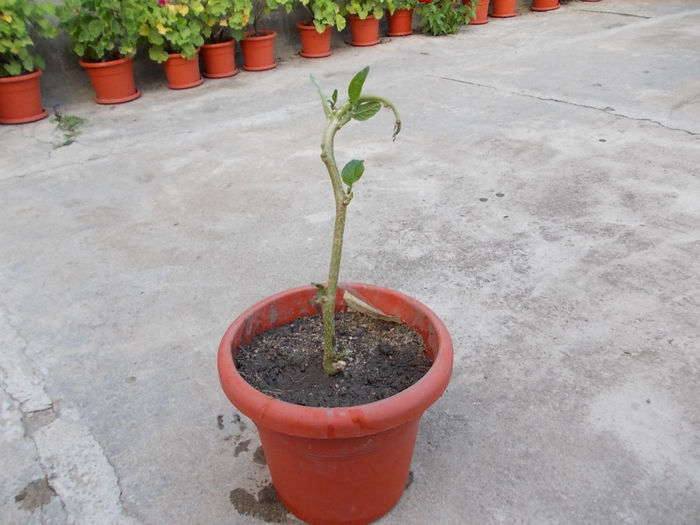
xmin=296 ymin=20 xmax=331 ymax=33
xmin=78 ymin=56 xmax=135 ymax=68
xmin=202 ymin=39 xmax=235 ymax=49
xmin=0 ymin=69 xmax=42 ymax=84
xmin=347 ymin=14 xmax=379 ymax=21
xmin=166 ymin=49 xmax=201 ymax=60
xmin=217 ymin=283 xmax=453 ymax=440
xmin=242 ymin=30 xmax=277 ymax=40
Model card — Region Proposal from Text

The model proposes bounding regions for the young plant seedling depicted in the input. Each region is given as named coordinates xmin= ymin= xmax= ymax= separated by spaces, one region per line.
xmin=311 ymin=66 xmax=401 ymax=376
xmin=50 ymin=105 xmax=87 ymax=149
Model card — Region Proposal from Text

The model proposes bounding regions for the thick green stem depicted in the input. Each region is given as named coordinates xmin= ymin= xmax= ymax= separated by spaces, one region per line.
xmin=318 ymin=96 xmax=401 ymax=376
xmin=321 ymin=202 xmax=347 ymax=375
xmin=319 ymin=103 xmax=350 ymax=376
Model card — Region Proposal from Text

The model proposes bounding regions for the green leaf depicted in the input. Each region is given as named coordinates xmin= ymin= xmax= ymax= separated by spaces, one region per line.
xmin=331 ymin=89 xmax=338 ymax=106
xmin=87 ymin=18 xmax=103 ymax=38
xmin=5 ymin=61 xmax=22 ymax=76
xmin=352 ymin=101 xmax=381 ymax=121
xmin=341 ymin=159 xmax=365 ymax=187
xmin=20 ymin=56 xmax=34 ymax=74
xmin=311 ymin=75 xmax=330 ymax=118
xmin=148 ymin=47 xmax=169 ymax=63
xmin=348 ymin=66 xmax=369 ymax=103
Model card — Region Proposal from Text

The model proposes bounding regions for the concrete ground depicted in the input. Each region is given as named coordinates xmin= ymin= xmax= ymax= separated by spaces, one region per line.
xmin=1 ymin=0 xmax=699 ymax=523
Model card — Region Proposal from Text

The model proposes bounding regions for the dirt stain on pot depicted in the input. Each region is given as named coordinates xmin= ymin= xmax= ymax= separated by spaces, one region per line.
xmin=15 ymin=478 xmax=55 ymax=511
xmin=229 ymin=483 xmax=290 ymax=523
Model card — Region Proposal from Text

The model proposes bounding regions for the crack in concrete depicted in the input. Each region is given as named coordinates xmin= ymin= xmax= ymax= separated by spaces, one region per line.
xmin=437 ymin=76 xmax=700 ymax=137
xmin=0 ymin=304 xmax=139 ymax=525
xmin=577 ymin=9 xmax=651 ymax=19
xmin=0 ymin=374 xmax=67 ymax=522
xmin=22 ymin=407 xmax=59 ymax=436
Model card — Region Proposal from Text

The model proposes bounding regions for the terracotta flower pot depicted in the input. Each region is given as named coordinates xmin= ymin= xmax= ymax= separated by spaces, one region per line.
xmin=531 ymin=0 xmax=560 ymax=11
xmin=163 ymin=50 xmax=203 ymax=89
xmin=491 ymin=0 xmax=517 ymax=17
xmin=347 ymin=15 xmax=380 ymax=47
xmin=240 ymin=30 xmax=277 ymax=71
xmin=218 ymin=283 xmax=453 ymax=525
xmin=468 ymin=0 xmax=490 ymax=24
xmin=79 ymin=56 xmax=140 ymax=104
xmin=0 ymin=70 xmax=48 ymax=125
xmin=387 ymin=8 xmax=414 ymax=36
xmin=201 ymin=39 xmax=238 ymax=78
xmin=297 ymin=21 xmax=332 ymax=58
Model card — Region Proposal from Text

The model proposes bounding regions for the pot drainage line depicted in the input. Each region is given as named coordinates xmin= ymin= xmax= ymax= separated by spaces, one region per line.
xmin=436 ymin=76 xmax=699 ymax=137
xmin=0 ymin=307 xmax=140 ymax=525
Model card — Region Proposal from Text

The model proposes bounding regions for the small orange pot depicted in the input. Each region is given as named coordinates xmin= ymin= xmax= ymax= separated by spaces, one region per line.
xmin=468 ymin=0 xmax=490 ymax=24
xmin=387 ymin=8 xmax=413 ymax=36
xmin=0 ymin=70 xmax=48 ymax=124
xmin=201 ymin=39 xmax=238 ymax=78
xmin=297 ymin=22 xmax=332 ymax=58
xmin=491 ymin=0 xmax=517 ymax=17
xmin=531 ymin=0 xmax=560 ymax=11
xmin=79 ymin=56 xmax=140 ymax=104
xmin=240 ymin=30 xmax=277 ymax=71
xmin=347 ymin=14 xmax=380 ymax=47
xmin=218 ymin=283 xmax=453 ymax=525
xmin=163 ymin=50 xmax=203 ymax=89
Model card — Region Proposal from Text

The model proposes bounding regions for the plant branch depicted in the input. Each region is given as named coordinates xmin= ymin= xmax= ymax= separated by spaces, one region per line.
xmin=319 ymin=101 xmax=353 ymax=376
xmin=318 ymin=91 xmax=401 ymax=376
xmin=357 ymin=95 xmax=402 ymax=140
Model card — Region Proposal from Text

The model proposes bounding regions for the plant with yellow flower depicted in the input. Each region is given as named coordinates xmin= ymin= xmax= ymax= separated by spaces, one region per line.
xmin=139 ymin=0 xmax=208 ymax=63
xmin=202 ymin=0 xmax=253 ymax=44
xmin=57 ymin=0 xmax=143 ymax=63
xmin=0 ymin=0 xmax=57 ymax=77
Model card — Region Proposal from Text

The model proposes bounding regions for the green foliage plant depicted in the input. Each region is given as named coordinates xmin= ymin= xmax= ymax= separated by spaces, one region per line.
xmin=139 ymin=0 xmax=207 ymax=63
xmin=57 ymin=0 xmax=143 ymax=62
xmin=342 ymin=0 xmax=387 ymax=21
xmin=201 ymin=0 xmax=252 ymax=44
xmin=385 ymin=0 xmax=418 ymax=15
xmin=415 ymin=0 xmax=475 ymax=36
xmin=0 ymin=0 xmax=57 ymax=77
xmin=247 ymin=0 xmax=295 ymax=35
xmin=311 ymin=67 xmax=401 ymax=376
xmin=298 ymin=0 xmax=346 ymax=33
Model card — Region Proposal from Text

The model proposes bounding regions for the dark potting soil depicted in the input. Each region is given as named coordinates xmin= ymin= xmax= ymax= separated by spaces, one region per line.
xmin=235 ymin=312 xmax=432 ymax=408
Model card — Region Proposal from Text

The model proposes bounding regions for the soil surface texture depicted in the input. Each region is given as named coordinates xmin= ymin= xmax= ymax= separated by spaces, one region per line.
xmin=235 ymin=312 xmax=432 ymax=407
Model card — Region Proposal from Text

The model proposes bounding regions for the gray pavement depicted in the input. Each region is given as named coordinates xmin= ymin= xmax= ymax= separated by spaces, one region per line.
xmin=2 ymin=0 xmax=700 ymax=523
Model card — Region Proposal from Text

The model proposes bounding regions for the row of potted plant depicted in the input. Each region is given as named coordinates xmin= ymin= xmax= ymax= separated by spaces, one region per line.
xmin=0 ymin=0 xmax=464 ymax=120
xmin=0 ymin=0 xmax=572 ymax=123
